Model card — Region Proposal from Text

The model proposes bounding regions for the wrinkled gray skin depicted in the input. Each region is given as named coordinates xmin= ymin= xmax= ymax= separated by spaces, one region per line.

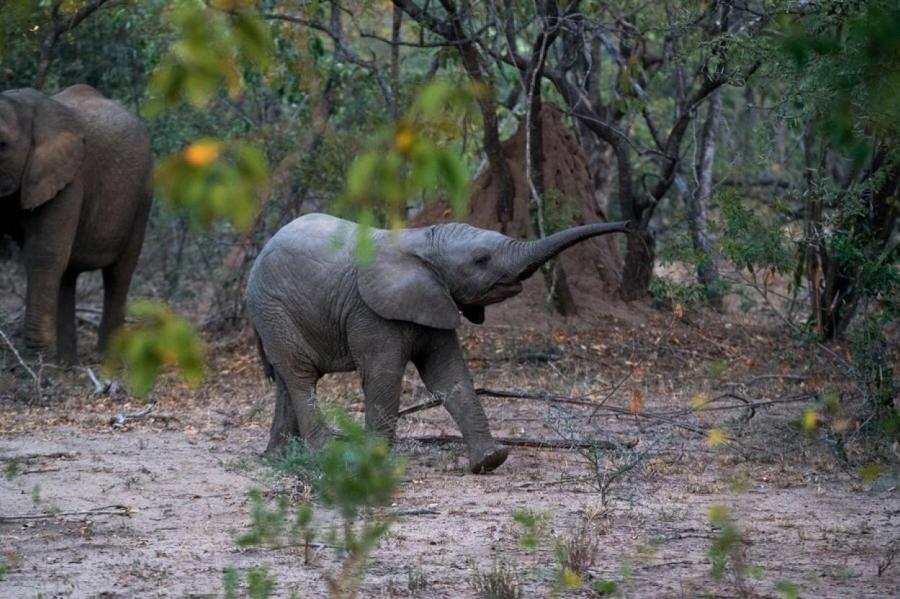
xmin=246 ymin=213 xmax=628 ymax=473
xmin=0 ymin=85 xmax=152 ymax=363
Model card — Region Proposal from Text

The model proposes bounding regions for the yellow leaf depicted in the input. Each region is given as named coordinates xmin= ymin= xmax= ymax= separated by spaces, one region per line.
xmin=674 ymin=303 xmax=684 ymax=319
xmin=184 ymin=141 xmax=221 ymax=166
xmin=558 ymin=568 xmax=582 ymax=589
xmin=691 ymin=392 xmax=710 ymax=410
xmin=859 ymin=464 xmax=883 ymax=482
xmin=393 ymin=126 xmax=416 ymax=155
xmin=802 ymin=408 xmax=819 ymax=431
xmin=707 ymin=428 xmax=727 ymax=446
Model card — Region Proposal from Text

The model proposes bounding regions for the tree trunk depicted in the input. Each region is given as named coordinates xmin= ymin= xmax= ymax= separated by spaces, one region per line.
xmin=621 ymin=227 xmax=655 ymax=301
xmin=686 ymin=89 xmax=722 ymax=305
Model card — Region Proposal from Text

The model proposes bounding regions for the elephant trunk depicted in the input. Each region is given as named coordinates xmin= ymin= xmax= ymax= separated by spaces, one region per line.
xmin=511 ymin=221 xmax=630 ymax=280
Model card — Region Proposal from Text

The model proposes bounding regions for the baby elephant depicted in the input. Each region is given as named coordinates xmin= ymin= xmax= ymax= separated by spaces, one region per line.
xmin=246 ymin=213 xmax=628 ymax=473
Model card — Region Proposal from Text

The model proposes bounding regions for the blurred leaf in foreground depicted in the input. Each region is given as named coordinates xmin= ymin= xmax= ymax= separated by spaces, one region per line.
xmin=340 ymin=80 xmax=476 ymax=234
xmin=105 ymin=300 xmax=205 ymax=397
xmin=144 ymin=0 xmax=273 ymax=116
xmin=155 ymin=139 xmax=268 ymax=232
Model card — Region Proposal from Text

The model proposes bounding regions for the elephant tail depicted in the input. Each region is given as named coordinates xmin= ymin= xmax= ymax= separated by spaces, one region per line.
xmin=254 ymin=329 xmax=275 ymax=381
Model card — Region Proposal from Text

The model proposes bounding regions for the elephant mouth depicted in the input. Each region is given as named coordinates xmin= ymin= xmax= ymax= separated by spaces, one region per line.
xmin=478 ymin=280 xmax=524 ymax=305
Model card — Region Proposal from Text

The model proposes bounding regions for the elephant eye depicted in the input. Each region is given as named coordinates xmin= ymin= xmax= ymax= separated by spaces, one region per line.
xmin=473 ymin=254 xmax=490 ymax=266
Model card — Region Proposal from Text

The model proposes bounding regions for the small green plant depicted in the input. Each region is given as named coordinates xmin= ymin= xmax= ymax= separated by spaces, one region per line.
xmin=775 ymin=579 xmax=800 ymax=599
xmin=554 ymin=520 xmax=599 ymax=589
xmin=232 ymin=409 xmax=403 ymax=599
xmin=265 ymin=436 xmax=323 ymax=488
xmin=512 ymin=509 xmax=550 ymax=551
xmin=4 ymin=459 xmax=18 ymax=481
xmin=649 ymin=276 xmax=708 ymax=310
xmin=0 ymin=559 xmax=8 ymax=581
xmin=591 ymin=579 xmax=617 ymax=596
xmin=706 ymin=504 xmax=751 ymax=595
xmin=405 ymin=565 xmax=428 ymax=592
xmin=470 ymin=561 xmax=522 ymax=599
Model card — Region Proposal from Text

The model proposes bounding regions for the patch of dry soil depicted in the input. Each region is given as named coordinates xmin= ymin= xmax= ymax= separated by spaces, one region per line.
xmin=1 ymin=320 xmax=898 ymax=598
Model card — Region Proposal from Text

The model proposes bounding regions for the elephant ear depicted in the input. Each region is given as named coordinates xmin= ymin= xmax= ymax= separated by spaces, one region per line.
xmin=21 ymin=92 xmax=84 ymax=210
xmin=357 ymin=242 xmax=461 ymax=330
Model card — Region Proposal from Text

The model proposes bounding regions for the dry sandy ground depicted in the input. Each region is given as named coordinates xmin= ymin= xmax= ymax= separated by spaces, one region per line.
xmin=1 ymin=316 xmax=898 ymax=598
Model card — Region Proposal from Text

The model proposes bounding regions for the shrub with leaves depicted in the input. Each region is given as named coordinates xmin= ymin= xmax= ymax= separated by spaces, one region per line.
xmin=155 ymin=138 xmax=268 ymax=232
xmin=470 ymin=561 xmax=522 ymax=599
xmin=231 ymin=410 xmax=404 ymax=599
xmin=144 ymin=0 xmax=273 ymax=115
xmin=340 ymin=79 xmax=474 ymax=260
xmin=717 ymin=191 xmax=793 ymax=276
xmin=105 ymin=300 xmax=204 ymax=397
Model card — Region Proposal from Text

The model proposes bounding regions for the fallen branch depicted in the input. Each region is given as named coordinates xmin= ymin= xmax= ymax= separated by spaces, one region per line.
xmin=1 ymin=451 xmax=79 ymax=463
xmin=0 ymin=327 xmax=39 ymax=397
xmin=109 ymin=403 xmax=176 ymax=428
xmin=406 ymin=434 xmax=628 ymax=450
xmin=474 ymin=388 xmax=708 ymax=436
xmin=0 ymin=504 xmax=131 ymax=522
xmin=398 ymin=398 xmax=442 ymax=417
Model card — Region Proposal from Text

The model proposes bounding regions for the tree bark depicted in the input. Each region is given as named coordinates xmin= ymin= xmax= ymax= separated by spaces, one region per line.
xmin=392 ymin=0 xmax=516 ymax=231
xmin=687 ymin=89 xmax=723 ymax=305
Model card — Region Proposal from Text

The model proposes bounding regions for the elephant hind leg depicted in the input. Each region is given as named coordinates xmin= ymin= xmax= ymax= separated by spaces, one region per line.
xmin=264 ymin=370 xmax=301 ymax=456
xmin=56 ymin=271 xmax=79 ymax=364
xmin=98 ymin=201 xmax=150 ymax=354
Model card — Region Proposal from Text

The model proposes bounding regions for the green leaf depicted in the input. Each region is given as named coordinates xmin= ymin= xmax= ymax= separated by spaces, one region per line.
xmin=105 ymin=300 xmax=205 ymax=397
xmin=592 ymin=579 xmax=618 ymax=596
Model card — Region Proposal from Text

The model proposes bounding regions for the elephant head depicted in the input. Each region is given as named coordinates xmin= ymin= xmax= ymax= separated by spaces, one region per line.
xmin=357 ymin=221 xmax=629 ymax=329
xmin=0 ymin=88 xmax=84 ymax=208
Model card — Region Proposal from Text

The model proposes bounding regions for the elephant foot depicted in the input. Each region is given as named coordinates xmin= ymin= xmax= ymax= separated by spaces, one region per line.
xmin=469 ymin=444 xmax=509 ymax=474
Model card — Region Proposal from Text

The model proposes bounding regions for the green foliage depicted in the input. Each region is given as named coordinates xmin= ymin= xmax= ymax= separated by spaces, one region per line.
xmin=316 ymin=410 xmax=404 ymax=521
xmin=780 ymin=0 xmax=900 ymax=163
xmin=4 ymin=459 xmax=18 ymax=481
xmin=155 ymin=138 xmax=268 ymax=232
xmin=717 ymin=191 xmax=793 ymax=274
xmin=648 ymin=276 xmax=708 ymax=310
xmin=775 ymin=579 xmax=800 ymax=599
xmin=706 ymin=504 xmax=742 ymax=580
xmin=237 ymin=489 xmax=290 ymax=547
xmin=234 ymin=410 xmax=403 ymax=597
xmin=470 ymin=561 xmax=522 ymax=599
xmin=144 ymin=0 xmax=273 ymax=115
xmin=223 ymin=567 xmax=239 ymax=599
xmin=591 ymin=579 xmax=618 ymax=596
xmin=849 ymin=314 xmax=898 ymax=423
xmin=265 ymin=436 xmax=323 ymax=487
xmin=512 ymin=509 xmax=549 ymax=551
xmin=340 ymin=80 xmax=475 ymax=259
xmin=246 ymin=567 xmax=275 ymax=599
xmin=105 ymin=299 xmax=205 ymax=397
xmin=0 ymin=558 xmax=7 ymax=581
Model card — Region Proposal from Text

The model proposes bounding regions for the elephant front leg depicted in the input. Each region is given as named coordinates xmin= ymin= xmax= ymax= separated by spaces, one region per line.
xmin=56 ymin=271 xmax=79 ymax=364
xmin=413 ymin=331 xmax=508 ymax=474
xmin=22 ymin=257 xmax=66 ymax=359
xmin=358 ymin=352 xmax=407 ymax=442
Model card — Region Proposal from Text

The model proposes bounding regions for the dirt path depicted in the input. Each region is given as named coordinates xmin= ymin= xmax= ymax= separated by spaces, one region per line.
xmin=1 ymin=321 xmax=898 ymax=598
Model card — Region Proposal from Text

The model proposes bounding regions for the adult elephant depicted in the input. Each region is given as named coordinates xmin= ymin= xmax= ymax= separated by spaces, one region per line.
xmin=0 ymin=84 xmax=153 ymax=363
xmin=246 ymin=213 xmax=629 ymax=473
